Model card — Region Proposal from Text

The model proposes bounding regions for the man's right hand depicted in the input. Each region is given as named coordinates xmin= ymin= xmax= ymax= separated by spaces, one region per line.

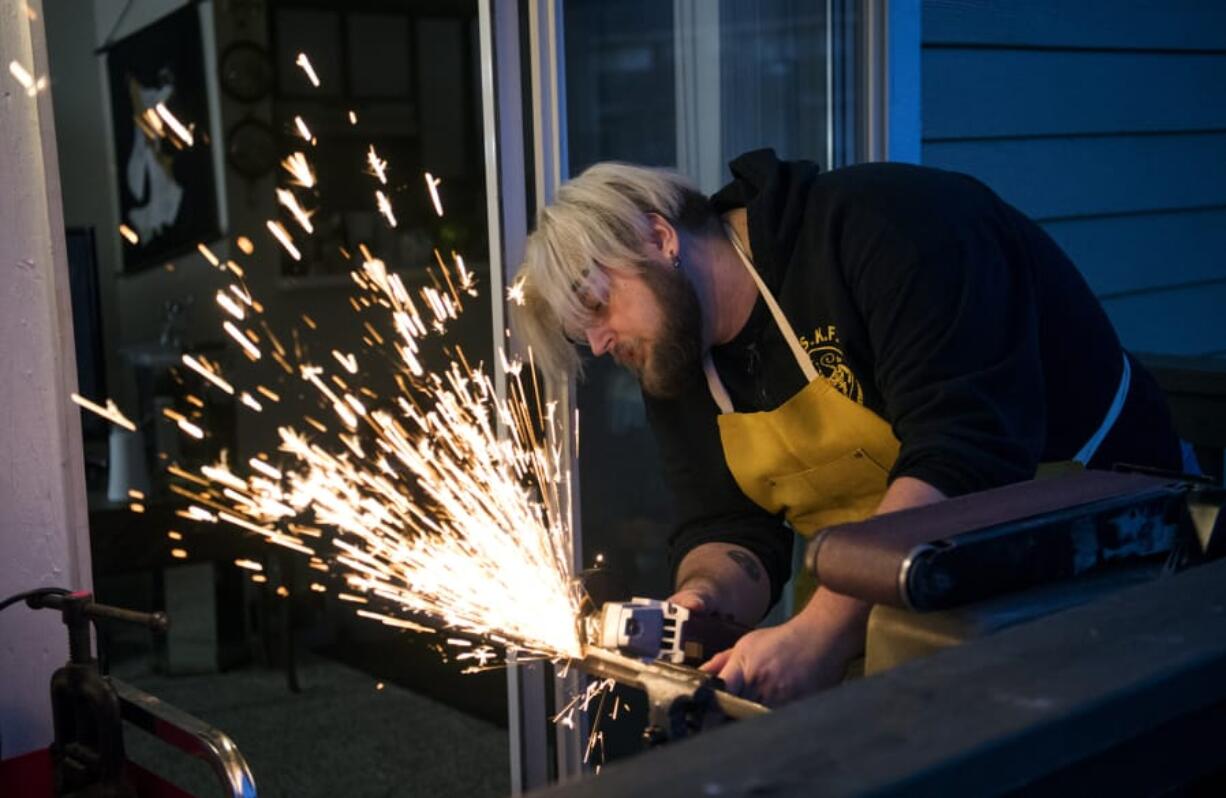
xmin=667 ymin=579 xmax=720 ymax=615
xmin=670 ymin=543 xmax=771 ymax=627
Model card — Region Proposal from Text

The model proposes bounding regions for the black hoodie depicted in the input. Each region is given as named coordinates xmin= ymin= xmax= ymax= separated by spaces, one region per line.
xmin=645 ymin=149 xmax=1181 ymax=607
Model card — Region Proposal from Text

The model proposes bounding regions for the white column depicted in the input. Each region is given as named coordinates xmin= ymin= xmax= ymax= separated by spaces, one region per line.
xmin=480 ymin=1 xmax=552 ymax=792
xmin=858 ymin=0 xmax=921 ymax=164
xmin=0 ymin=0 xmax=93 ymax=759
xmin=483 ymin=0 xmax=585 ymax=787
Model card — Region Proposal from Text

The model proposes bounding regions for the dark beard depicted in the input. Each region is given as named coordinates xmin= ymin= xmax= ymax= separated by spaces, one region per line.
xmin=637 ymin=264 xmax=704 ymax=399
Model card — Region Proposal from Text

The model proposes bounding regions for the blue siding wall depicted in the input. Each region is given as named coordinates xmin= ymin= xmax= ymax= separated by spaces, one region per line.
xmin=921 ymin=0 xmax=1226 ymax=357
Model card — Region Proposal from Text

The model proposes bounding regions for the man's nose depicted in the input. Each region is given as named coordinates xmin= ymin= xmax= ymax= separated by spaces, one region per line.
xmin=585 ymin=326 xmax=614 ymax=356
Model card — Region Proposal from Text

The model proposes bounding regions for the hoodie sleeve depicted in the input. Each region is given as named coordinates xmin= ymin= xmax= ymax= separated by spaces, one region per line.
xmin=845 ymin=200 xmax=1046 ymax=497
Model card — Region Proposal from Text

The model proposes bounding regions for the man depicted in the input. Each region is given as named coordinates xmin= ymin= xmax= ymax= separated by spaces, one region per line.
xmin=515 ymin=149 xmax=1183 ymax=707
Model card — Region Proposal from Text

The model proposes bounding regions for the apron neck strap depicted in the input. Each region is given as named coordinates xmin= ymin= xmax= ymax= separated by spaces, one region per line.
xmin=703 ymin=222 xmax=819 ymax=415
xmin=723 ymin=223 xmax=818 ymax=383
xmin=703 ymin=354 xmax=736 ymax=414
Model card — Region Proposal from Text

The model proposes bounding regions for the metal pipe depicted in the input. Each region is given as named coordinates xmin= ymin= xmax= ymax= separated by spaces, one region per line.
xmin=114 ymin=678 xmax=257 ymax=798
xmin=577 ymin=646 xmax=768 ymax=722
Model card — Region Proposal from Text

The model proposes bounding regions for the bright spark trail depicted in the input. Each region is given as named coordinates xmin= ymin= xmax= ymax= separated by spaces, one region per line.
xmin=276 ymin=188 xmax=315 ymax=233
xmin=154 ymin=102 xmax=194 ymax=146
xmin=295 ymin=53 xmax=321 ymax=87
xmin=71 ymin=393 xmax=136 ymax=431
xmin=282 ymin=152 xmax=316 ymax=188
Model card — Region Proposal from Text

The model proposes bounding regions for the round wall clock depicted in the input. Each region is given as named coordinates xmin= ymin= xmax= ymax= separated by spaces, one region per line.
xmin=225 ymin=117 xmax=278 ymax=179
xmin=219 ymin=41 xmax=273 ymax=103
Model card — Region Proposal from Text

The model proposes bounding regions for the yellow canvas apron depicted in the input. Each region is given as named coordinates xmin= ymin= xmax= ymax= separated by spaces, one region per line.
xmin=704 ymin=227 xmax=1131 ymax=610
xmin=703 ymin=227 xmax=901 ymax=604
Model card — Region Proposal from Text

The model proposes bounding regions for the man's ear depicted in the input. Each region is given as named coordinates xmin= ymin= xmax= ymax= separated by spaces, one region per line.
xmin=644 ymin=212 xmax=680 ymax=263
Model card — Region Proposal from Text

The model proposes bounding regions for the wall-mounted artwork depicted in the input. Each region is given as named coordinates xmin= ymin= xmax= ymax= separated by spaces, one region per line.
xmin=106 ymin=4 xmax=220 ymax=274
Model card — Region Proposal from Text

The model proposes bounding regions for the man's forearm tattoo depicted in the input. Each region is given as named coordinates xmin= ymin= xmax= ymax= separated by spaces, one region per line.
xmin=726 ymin=549 xmax=761 ymax=582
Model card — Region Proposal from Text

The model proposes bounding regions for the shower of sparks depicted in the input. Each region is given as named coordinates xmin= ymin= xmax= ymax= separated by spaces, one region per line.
xmin=216 ymin=290 xmax=245 ymax=320
xmin=332 ymin=350 xmax=358 ymax=374
xmin=8 ymin=60 xmax=46 ymax=96
xmin=71 ymin=393 xmax=136 ymax=431
xmin=197 ymin=242 xmax=221 ymax=268
xmin=294 ymin=115 xmax=313 ymax=143
xmin=224 ymin=321 xmax=262 ymax=361
xmin=553 ymin=678 xmax=616 ymax=730
xmin=507 ymin=274 xmax=528 ymax=306
xmin=118 ymin=224 xmax=139 ymax=245
xmin=424 ymin=172 xmax=444 ymax=217
xmin=295 ymin=53 xmax=321 ymax=87
xmin=249 ymin=458 xmax=282 ymax=480
xmin=177 ymin=417 xmax=205 ymax=440
xmin=456 ymin=646 xmax=498 ymax=669
xmin=276 ymin=188 xmax=315 ymax=233
xmin=375 ymin=190 xmax=397 ymax=227
xmin=453 ymin=253 xmax=477 ymax=296
xmin=181 ymin=354 xmax=235 ymax=395
xmin=185 ymin=505 xmax=216 ymax=522
xmin=348 ymin=110 xmax=358 ymax=125
xmin=168 ymin=531 xmax=183 ymax=541
xmin=367 ymin=146 xmax=388 ymax=184
xmin=171 ymin=548 xmax=188 ymax=559
xmin=142 ymin=94 xmax=592 ymax=694
xmin=266 ymin=219 xmax=302 ymax=261
xmin=357 ymin=609 xmax=436 ymax=634
xmin=7 ymin=60 xmax=31 ymax=89
xmin=154 ymin=103 xmax=194 ymax=146
xmin=185 ymin=249 xmax=586 ymax=661
xmin=281 ymin=152 xmax=316 ymax=188
xmin=137 ymin=107 xmax=165 ymax=141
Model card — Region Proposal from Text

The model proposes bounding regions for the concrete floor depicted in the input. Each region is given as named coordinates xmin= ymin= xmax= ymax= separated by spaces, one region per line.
xmin=118 ymin=656 xmax=510 ymax=797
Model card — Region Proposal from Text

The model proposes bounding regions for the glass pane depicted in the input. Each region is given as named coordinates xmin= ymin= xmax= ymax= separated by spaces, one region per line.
xmin=719 ymin=1 xmax=829 ymax=179
xmin=44 ymin=0 xmax=506 ymax=794
xmin=562 ymin=0 xmax=833 ymax=760
xmin=347 ymin=14 xmax=413 ymax=99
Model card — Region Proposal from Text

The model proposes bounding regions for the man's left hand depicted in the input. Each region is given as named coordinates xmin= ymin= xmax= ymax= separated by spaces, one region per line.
xmin=698 ymin=587 xmax=870 ymax=707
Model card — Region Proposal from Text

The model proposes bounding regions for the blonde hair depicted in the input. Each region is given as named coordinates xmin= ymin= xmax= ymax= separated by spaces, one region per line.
xmin=513 ymin=161 xmax=714 ymax=376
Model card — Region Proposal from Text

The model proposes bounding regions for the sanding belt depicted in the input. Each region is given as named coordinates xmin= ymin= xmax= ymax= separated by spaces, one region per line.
xmin=806 ymin=470 xmax=1180 ymax=608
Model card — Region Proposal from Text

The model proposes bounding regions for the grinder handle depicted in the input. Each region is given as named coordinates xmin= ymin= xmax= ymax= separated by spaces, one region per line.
xmin=678 ymin=611 xmax=753 ymax=665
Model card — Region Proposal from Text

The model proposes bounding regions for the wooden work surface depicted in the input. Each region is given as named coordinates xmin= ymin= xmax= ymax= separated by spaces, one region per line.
xmin=536 ymin=558 xmax=1226 ymax=796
